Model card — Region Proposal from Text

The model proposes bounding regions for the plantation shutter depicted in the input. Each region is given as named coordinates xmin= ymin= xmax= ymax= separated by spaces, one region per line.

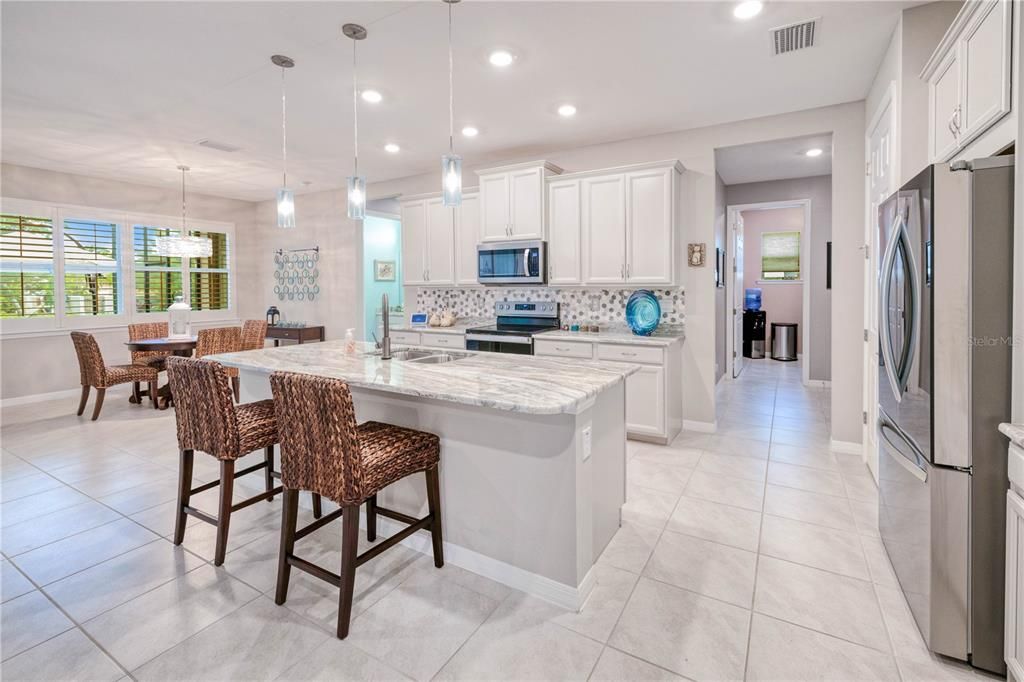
xmin=134 ymin=225 xmax=183 ymax=313
xmin=0 ymin=213 xmax=55 ymax=318
xmin=189 ymin=230 xmax=229 ymax=311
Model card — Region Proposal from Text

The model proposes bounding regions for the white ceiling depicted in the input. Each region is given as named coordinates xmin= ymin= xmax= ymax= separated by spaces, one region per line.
xmin=2 ymin=1 xmax=906 ymax=201
xmin=715 ymin=133 xmax=833 ymax=185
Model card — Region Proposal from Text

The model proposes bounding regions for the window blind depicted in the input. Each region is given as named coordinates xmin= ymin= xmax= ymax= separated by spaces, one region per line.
xmin=133 ymin=225 xmax=182 ymax=313
xmin=1 ymin=213 xmax=55 ymax=318
xmin=189 ymin=230 xmax=229 ymax=311
xmin=63 ymin=219 xmax=121 ymax=316
xmin=761 ymin=231 xmax=800 ymax=280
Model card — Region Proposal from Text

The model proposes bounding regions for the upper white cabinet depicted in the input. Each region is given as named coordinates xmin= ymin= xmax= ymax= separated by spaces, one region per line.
xmin=454 ymin=192 xmax=480 ymax=285
xmin=401 ymin=193 xmax=472 ymax=286
xmin=922 ymin=0 xmax=1012 ymax=162
xmin=400 ymin=200 xmax=428 ymax=286
xmin=477 ymin=161 xmax=562 ymax=242
xmin=570 ymin=160 xmax=683 ymax=286
xmin=547 ymin=179 xmax=582 ymax=285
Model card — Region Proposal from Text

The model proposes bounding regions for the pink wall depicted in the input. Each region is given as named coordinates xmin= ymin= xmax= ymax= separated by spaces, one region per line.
xmin=741 ymin=206 xmax=804 ymax=353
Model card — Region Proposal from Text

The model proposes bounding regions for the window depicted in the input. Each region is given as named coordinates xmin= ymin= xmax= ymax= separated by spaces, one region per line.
xmin=134 ymin=225 xmax=182 ymax=313
xmin=63 ymin=218 xmax=121 ymax=316
xmin=1 ymin=213 xmax=55 ymax=319
xmin=761 ymin=231 xmax=801 ymax=281
xmin=188 ymin=230 xmax=229 ymax=311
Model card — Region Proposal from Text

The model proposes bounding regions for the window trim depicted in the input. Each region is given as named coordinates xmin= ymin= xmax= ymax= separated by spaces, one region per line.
xmin=0 ymin=198 xmax=235 ymax=337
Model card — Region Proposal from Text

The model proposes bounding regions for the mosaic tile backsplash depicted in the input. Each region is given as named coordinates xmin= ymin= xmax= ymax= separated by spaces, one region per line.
xmin=414 ymin=287 xmax=685 ymax=325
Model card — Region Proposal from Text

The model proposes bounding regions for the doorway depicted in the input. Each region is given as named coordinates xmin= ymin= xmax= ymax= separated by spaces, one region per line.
xmin=362 ymin=213 xmax=403 ymax=342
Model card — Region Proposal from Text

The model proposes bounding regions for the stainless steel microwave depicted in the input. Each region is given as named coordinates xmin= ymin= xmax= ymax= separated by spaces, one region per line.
xmin=476 ymin=240 xmax=546 ymax=285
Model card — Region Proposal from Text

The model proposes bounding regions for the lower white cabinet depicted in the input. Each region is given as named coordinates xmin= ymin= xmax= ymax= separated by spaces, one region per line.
xmin=624 ymin=364 xmax=666 ymax=438
xmin=1006 ymin=443 xmax=1024 ymax=681
xmin=420 ymin=332 xmax=464 ymax=350
xmin=390 ymin=331 xmax=421 ymax=346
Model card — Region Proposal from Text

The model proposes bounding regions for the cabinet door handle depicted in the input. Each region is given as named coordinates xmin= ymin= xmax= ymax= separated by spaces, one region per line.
xmin=620 ymin=263 xmax=625 ymax=278
xmin=555 ymin=346 xmax=570 ymax=352
xmin=621 ymin=351 xmax=637 ymax=357
xmin=626 ymin=263 xmax=631 ymax=278
xmin=953 ymin=105 xmax=962 ymax=133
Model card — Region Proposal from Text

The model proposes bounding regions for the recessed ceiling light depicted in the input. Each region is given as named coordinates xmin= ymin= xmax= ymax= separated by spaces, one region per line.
xmin=361 ymin=89 xmax=383 ymax=103
xmin=557 ymin=104 xmax=577 ymax=118
xmin=805 ymin=148 xmax=823 ymax=157
xmin=733 ymin=1 xmax=763 ymax=19
xmin=488 ymin=50 xmax=514 ymax=67
xmin=461 ymin=126 xmax=479 ymax=137
xmin=384 ymin=143 xmax=400 ymax=153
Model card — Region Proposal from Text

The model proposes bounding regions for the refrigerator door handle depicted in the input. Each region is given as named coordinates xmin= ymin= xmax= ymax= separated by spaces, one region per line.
xmin=896 ymin=214 xmax=922 ymax=395
xmin=880 ymin=418 xmax=928 ymax=482
xmin=879 ymin=213 xmax=905 ymax=403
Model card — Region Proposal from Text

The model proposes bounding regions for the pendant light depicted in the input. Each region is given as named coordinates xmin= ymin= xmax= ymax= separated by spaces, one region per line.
xmin=343 ymin=23 xmax=368 ymax=220
xmin=441 ymin=0 xmax=462 ymax=206
xmin=272 ymin=54 xmax=296 ymax=229
xmin=155 ymin=166 xmax=213 ymax=258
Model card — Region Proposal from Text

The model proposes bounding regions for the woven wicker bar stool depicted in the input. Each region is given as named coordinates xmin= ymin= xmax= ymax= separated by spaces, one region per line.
xmin=196 ymin=326 xmax=242 ymax=401
xmin=270 ymin=371 xmax=444 ymax=639
xmin=128 ymin=321 xmax=169 ymax=403
xmin=240 ymin=320 xmax=268 ymax=351
xmin=70 ymin=331 xmax=159 ymax=420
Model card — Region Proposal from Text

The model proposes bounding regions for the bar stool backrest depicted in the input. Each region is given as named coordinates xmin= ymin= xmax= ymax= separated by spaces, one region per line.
xmin=70 ymin=331 xmax=105 ymax=387
xmin=196 ymin=326 xmax=242 ymax=359
xmin=270 ymin=371 xmax=365 ymax=505
xmin=166 ymin=356 xmax=240 ymax=459
xmin=240 ymin=320 xmax=268 ymax=351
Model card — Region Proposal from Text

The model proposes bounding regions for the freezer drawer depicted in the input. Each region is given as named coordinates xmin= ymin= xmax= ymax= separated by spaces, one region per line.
xmin=878 ymin=416 xmax=969 ymax=662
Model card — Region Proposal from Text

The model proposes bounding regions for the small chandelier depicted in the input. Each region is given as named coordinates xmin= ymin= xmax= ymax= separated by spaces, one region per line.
xmin=155 ymin=166 xmax=213 ymax=258
xmin=343 ymin=23 xmax=367 ymax=220
xmin=273 ymin=54 xmax=296 ymax=229
xmin=441 ymin=0 xmax=462 ymax=207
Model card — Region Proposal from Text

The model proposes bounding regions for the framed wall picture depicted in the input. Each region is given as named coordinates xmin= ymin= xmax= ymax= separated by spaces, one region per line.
xmin=374 ymin=259 xmax=396 ymax=282
xmin=687 ymin=243 xmax=706 ymax=267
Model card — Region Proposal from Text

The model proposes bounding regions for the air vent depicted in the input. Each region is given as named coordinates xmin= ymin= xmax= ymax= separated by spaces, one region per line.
xmin=771 ymin=18 xmax=818 ymax=56
xmin=195 ymin=138 xmax=241 ymax=153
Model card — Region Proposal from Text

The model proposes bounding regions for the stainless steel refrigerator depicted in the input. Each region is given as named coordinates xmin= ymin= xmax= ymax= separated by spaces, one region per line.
xmin=877 ymin=155 xmax=1014 ymax=675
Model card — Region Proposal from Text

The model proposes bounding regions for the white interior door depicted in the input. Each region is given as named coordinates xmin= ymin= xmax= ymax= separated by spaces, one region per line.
xmin=733 ymin=213 xmax=745 ymax=378
xmin=865 ymin=87 xmax=896 ymax=477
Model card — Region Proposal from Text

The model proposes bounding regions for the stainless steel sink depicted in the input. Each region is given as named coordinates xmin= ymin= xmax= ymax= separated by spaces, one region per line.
xmin=364 ymin=349 xmax=474 ymax=364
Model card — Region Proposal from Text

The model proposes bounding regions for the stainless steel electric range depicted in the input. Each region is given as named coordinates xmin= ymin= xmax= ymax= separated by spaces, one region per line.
xmin=464 ymin=301 xmax=560 ymax=355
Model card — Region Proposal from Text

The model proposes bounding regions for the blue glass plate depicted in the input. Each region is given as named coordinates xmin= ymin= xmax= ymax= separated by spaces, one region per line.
xmin=625 ymin=290 xmax=661 ymax=336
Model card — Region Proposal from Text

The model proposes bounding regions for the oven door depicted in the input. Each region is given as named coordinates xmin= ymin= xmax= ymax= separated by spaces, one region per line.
xmin=477 ymin=241 xmax=546 ymax=285
xmin=465 ymin=333 xmax=534 ymax=355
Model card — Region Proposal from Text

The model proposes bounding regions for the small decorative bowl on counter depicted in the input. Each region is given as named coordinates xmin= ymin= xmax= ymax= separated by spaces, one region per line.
xmin=625 ymin=290 xmax=661 ymax=336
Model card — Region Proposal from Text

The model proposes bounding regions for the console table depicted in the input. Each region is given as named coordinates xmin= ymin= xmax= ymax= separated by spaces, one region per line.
xmin=266 ymin=325 xmax=325 ymax=346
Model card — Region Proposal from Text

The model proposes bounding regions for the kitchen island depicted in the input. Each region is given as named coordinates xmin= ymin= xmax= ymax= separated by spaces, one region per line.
xmin=208 ymin=340 xmax=636 ymax=609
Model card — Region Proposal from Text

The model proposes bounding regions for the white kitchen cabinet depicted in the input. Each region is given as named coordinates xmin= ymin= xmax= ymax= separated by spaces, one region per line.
xmin=400 ymin=200 xmax=428 ymax=286
xmin=390 ymin=330 xmax=421 ymax=346
xmin=425 ymin=198 xmax=455 ymax=285
xmin=420 ymin=331 xmax=464 ymax=350
xmin=1006 ymin=442 xmax=1024 ymax=681
xmin=547 ymin=179 xmax=582 ymax=285
xmin=454 ymin=192 xmax=480 ymax=285
xmin=582 ymin=174 xmax=627 ymax=284
xmin=624 ymin=364 xmax=666 ymax=438
xmin=923 ymin=0 xmax=1012 ymax=162
xmin=533 ymin=338 xmax=594 ymax=359
xmin=626 ymin=168 xmax=674 ymax=285
xmin=477 ymin=161 xmax=561 ymax=242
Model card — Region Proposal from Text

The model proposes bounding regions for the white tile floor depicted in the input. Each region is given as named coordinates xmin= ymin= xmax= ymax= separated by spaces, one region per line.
xmin=0 ymin=362 xmax=1003 ymax=681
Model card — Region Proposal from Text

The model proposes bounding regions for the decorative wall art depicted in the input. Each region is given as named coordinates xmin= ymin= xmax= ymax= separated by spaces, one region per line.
xmin=273 ymin=246 xmax=320 ymax=302
xmin=688 ymin=243 xmax=706 ymax=267
xmin=374 ymin=259 xmax=396 ymax=282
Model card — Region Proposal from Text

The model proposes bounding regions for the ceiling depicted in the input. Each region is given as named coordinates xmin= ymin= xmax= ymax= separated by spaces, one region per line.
xmin=2 ymin=1 xmax=906 ymax=201
xmin=715 ymin=133 xmax=833 ymax=185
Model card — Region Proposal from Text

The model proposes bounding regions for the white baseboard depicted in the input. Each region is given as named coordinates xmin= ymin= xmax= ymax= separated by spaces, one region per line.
xmin=683 ymin=419 xmax=717 ymax=433
xmin=370 ymin=515 xmax=596 ymax=611
xmin=802 ymin=379 xmax=832 ymax=388
xmin=830 ymin=439 xmax=863 ymax=455
xmin=1 ymin=384 xmax=133 ymax=408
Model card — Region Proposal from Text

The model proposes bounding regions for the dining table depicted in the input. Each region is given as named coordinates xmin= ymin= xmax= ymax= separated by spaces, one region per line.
xmin=124 ymin=336 xmax=197 ymax=409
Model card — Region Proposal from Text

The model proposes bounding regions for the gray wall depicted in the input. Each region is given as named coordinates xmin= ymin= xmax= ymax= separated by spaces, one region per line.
xmin=714 ymin=172 xmax=727 ymax=383
xmin=724 ymin=174 xmax=832 ymax=382
xmin=0 ymin=163 xmax=258 ymax=400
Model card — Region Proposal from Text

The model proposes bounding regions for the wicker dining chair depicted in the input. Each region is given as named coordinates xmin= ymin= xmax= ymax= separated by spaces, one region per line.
xmin=240 ymin=319 xmax=268 ymax=352
xmin=270 ymin=371 xmax=443 ymax=639
xmin=196 ymin=326 xmax=243 ymax=401
xmin=128 ymin=321 xmax=169 ymax=403
xmin=70 ymin=331 xmax=159 ymax=421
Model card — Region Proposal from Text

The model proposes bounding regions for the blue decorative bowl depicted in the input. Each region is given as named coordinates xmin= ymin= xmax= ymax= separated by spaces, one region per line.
xmin=625 ymin=290 xmax=661 ymax=336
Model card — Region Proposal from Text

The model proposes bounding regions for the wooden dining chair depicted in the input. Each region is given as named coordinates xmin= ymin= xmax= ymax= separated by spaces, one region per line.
xmin=128 ymin=321 xmax=169 ymax=403
xmin=240 ymin=320 xmax=268 ymax=351
xmin=196 ymin=327 xmax=243 ymax=401
xmin=70 ymin=332 xmax=159 ymax=420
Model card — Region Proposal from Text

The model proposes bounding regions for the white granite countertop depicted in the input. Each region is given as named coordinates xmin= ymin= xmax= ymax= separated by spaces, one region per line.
xmin=391 ymin=317 xmax=493 ymax=335
xmin=209 ymin=340 xmax=638 ymax=415
xmin=1000 ymin=423 xmax=1024 ymax=449
xmin=536 ymin=324 xmax=685 ymax=347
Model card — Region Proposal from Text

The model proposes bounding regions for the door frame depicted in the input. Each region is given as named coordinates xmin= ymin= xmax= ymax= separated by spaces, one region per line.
xmin=726 ymin=199 xmax=814 ymax=386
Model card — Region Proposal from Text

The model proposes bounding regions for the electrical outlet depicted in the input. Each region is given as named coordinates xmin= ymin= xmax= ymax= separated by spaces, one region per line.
xmin=582 ymin=426 xmax=593 ymax=461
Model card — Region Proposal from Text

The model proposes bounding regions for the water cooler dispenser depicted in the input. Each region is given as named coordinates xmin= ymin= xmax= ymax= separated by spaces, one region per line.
xmin=743 ymin=288 xmax=765 ymax=359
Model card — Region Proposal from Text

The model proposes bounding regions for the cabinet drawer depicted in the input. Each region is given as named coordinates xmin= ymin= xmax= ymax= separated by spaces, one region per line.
xmin=1010 ymin=443 xmax=1024 ymax=491
xmin=597 ymin=343 xmax=663 ymax=365
xmin=420 ymin=333 xmax=464 ymax=349
xmin=534 ymin=339 xmax=594 ymax=359
xmin=390 ymin=331 xmax=421 ymax=345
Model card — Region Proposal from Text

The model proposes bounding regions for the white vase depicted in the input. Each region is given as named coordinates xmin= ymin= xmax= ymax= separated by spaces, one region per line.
xmin=168 ymin=295 xmax=192 ymax=339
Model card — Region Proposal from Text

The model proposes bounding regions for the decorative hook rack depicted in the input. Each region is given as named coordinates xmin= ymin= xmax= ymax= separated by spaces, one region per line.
xmin=274 ymin=246 xmax=319 ymax=256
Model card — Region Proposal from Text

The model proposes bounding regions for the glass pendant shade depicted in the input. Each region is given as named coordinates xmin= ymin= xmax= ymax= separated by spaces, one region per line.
xmin=347 ymin=176 xmax=366 ymax=219
xmin=441 ymin=154 xmax=462 ymax=207
xmin=168 ymin=295 xmax=192 ymax=339
xmin=277 ymin=188 xmax=296 ymax=228
xmin=154 ymin=235 xmax=213 ymax=258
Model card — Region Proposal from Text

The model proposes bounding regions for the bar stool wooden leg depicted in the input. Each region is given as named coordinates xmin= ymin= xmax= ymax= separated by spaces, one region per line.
xmin=91 ymin=388 xmax=106 ymax=421
xmin=426 ymin=465 xmax=444 ymax=568
xmin=231 ymin=376 xmax=240 ymax=403
xmin=77 ymin=385 xmax=90 ymax=416
xmin=337 ymin=504 xmax=361 ymax=639
xmin=132 ymin=382 xmax=141 ymax=404
xmin=215 ymin=460 xmax=235 ymax=566
xmin=148 ymin=381 xmax=159 ymax=409
xmin=264 ymin=446 xmax=275 ymax=502
xmin=366 ymin=494 xmax=377 ymax=542
xmin=312 ymin=493 xmax=323 ymax=519
xmin=173 ymin=449 xmax=194 ymax=545
xmin=275 ymin=488 xmax=299 ymax=605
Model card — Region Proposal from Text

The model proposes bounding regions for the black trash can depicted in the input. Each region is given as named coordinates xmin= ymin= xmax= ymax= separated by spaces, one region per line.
xmin=771 ymin=322 xmax=798 ymax=362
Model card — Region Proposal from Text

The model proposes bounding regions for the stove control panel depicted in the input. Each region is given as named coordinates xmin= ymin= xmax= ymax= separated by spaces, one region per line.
xmin=494 ymin=301 xmax=559 ymax=318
